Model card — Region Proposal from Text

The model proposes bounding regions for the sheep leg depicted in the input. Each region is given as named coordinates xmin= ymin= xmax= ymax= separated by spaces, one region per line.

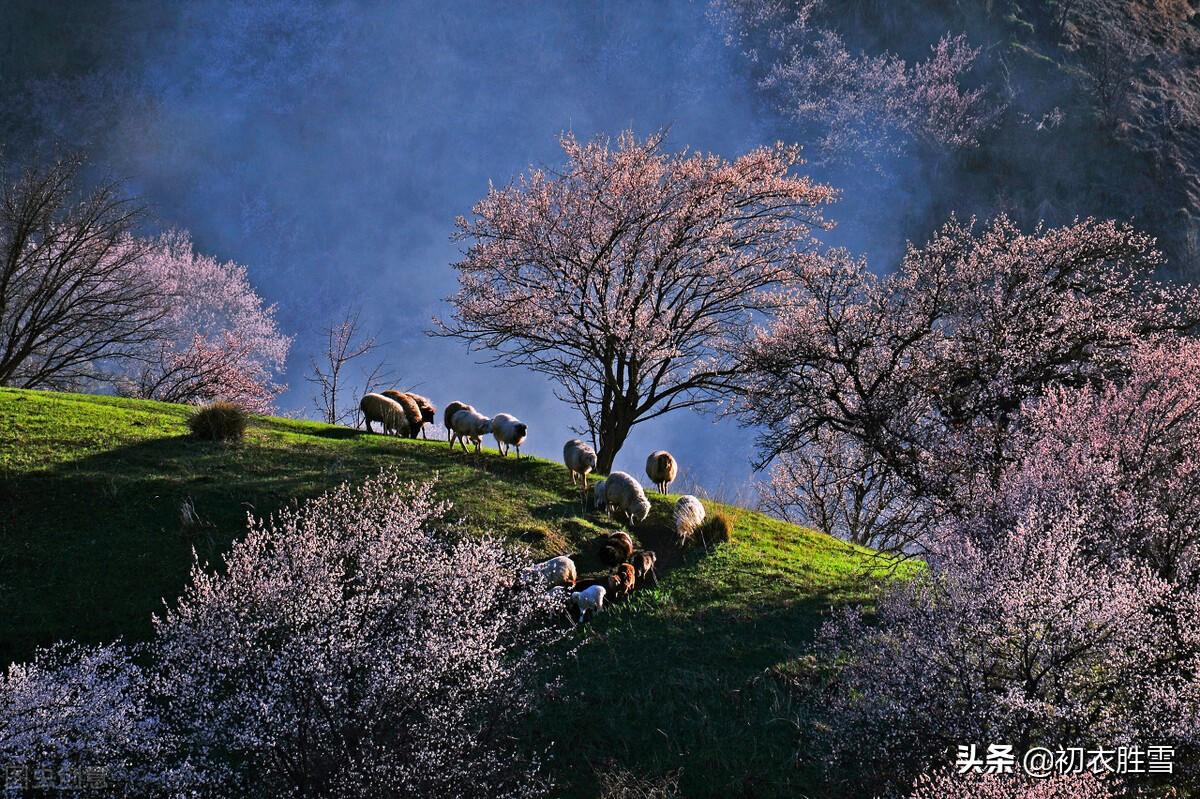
xmin=515 ymin=445 xmax=520 ymax=459
xmin=365 ymin=419 xmax=374 ymax=434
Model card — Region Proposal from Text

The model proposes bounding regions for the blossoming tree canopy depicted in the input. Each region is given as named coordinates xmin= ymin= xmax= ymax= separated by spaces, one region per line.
xmin=439 ymin=129 xmax=838 ymax=472
xmin=121 ymin=231 xmax=291 ymax=413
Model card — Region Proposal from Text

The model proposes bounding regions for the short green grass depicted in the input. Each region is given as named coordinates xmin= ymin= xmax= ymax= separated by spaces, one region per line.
xmin=0 ymin=387 xmax=906 ymax=798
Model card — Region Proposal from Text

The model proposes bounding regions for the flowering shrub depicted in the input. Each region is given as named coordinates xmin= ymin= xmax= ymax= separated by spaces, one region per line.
xmin=0 ymin=472 xmax=563 ymax=798
xmin=0 ymin=644 xmax=171 ymax=796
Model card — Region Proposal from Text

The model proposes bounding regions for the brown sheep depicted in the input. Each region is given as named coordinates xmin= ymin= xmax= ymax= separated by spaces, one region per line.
xmin=573 ymin=564 xmax=635 ymax=601
xmin=596 ymin=531 xmax=634 ymax=568
xmin=443 ymin=401 xmax=472 ymax=445
xmin=646 ymin=450 xmax=678 ymax=494
xmin=608 ymin=563 xmax=636 ymax=599
xmin=359 ymin=393 xmax=409 ymax=437
xmin=407 ymin=393 xmax=437 ymax=437
xmin=381 ymin=391 xmax=424 ymax=439
xmin=630 ymin=550 xmax=657 ymax=588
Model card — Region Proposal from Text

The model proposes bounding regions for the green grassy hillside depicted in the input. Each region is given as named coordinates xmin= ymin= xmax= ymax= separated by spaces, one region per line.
xmin=0 ymin=387 xmax=899 ymax=797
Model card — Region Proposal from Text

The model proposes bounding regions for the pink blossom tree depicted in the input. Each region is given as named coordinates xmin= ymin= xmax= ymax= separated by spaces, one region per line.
xmin=710 ymin=0 xmax=1001 ymax=163
xmin=805 ymin=341 xmax=1200 ymax=796
xmin=809 ymin=510 xmax=1199 ymax=796
xmin=739 ymin=215 xmax=1200 ymax=546
xmin=0 ymin=643 xmax=175 ymax=796
xmin=757 ymin=427 xmax=929 ymax=551
xmin=438 ymin=130 xmax=837 ymax=472
xmin=118 ymin=231 xmax=291 ymax=413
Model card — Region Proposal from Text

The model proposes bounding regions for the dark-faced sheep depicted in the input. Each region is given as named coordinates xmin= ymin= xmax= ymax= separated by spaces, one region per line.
xmin=407 ymin=393 xmax=437 ymax=437
xmin=596 ymin=531 xmax=634 ymax=567
xmin=359 ymin=393 xmax=409 ymax=437
xmin=492 ymin=413 xmax=528 ymax=458
xmin=450 ymin=408 xmax=492 ymax=453
xmin=381 ymin=390 xmax=424 ymax=439
xmin=630 ymin=550 xmax=657 ymax=588
xmin=646 ymin=450 xmax=678 ymax=494
xmin=443 ymin=401 xmax=472 ymax=445
xmin=595 ymin=471 xmax=651 ymax=527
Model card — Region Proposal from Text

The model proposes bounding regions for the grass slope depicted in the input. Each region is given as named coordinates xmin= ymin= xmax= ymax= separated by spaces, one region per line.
xmin=0 ymin=387 xmax=899 ymax=798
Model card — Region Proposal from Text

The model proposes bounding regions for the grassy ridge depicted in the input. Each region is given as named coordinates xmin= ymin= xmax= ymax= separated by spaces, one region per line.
xmin=0 ymin=387 xmax=898 ymax=797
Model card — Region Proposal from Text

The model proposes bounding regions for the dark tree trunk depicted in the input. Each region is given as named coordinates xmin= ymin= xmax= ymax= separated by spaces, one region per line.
xmin=594 ymin=398 xmax=635 ymax=474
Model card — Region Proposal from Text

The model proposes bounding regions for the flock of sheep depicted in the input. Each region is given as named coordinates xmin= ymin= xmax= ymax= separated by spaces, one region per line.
xmin=357 ymin=391 xmax=711 ymax=623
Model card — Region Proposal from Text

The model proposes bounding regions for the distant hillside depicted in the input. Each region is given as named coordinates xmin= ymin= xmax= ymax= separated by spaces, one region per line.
xmin=0 ymin=388 xmax=900 ymax=797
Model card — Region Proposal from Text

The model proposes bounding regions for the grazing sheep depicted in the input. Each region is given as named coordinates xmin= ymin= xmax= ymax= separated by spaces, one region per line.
xmin=359 ymin=393 xmax=409 ymax=437
xmin=646 ymin=450 xmax=678 ymax=494
xmin=597 ymin=471 xmax=651 ymax=527
xmin=569 ymin=584 xmax=606 ymax=622
xmin=563 ymin=439 xmax=597 ymax=491
xmin=674 ymin=495 xmax=706 ymax=544
xmin=608 ymin=563 xmax=636 ymax=599
xmin=596 ymin=531 xmax=634 ymax=567
xmin=630 ymin=550 xmax=657 ymax=588
xmin=450 ymin=408 xmax=492 ymax=453
xmin=443 ymin=401 xmax=472 ymax=445
xmin=407 ymin=393 xmax=437 ymax=438
xmin=381 ymin=390 xmax=424 ymax=439
xmin=491 ymin=413 xmax=528 ymax=458
xmin=525 ymin=555 xmax=576 ymax=589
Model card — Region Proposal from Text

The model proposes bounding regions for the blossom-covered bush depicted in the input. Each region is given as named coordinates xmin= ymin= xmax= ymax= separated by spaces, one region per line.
xmin=153 ymin=471 xmax=563 ymax=797
xmin=0 ymin=472 xmax=563 ymax=798
xmin=0 ymin=643 xmax=171 ymax=796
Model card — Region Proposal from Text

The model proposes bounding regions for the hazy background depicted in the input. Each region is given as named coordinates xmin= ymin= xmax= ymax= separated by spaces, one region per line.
xmin=0 ymin=0 xmax=869 ymax=495
xmin=7 ymin=0 xmax=1178 ymax=495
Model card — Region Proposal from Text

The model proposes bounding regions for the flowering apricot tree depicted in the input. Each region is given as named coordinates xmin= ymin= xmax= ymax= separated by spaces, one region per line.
xmin=711 ymin=0 xmax=1000 ymax=162
xmin=118 ymin=231 xmax=290 ymax=413
xmin=439 ymin=130 xmax=837 ymax=472
xmin=806 ymin=341 xmax=1200 ymax=796
xmin=740 ymin=215 xmax=1200 ymax=543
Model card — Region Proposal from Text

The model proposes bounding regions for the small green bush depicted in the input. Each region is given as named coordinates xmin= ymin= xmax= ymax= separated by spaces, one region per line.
xmin=697 ymin=511 xmax=733 ymax=547
xmin=187 ymin=401 xmax=248 ymax=442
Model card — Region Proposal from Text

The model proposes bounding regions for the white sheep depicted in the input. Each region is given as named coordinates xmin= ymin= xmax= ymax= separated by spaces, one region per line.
xmin=359 ymin=393 xmax=409 ymax=437
xmin=645 ymin=450 xmax=678 ymax=493
xmin=449 ymin=408 xmax=492 ymax=453
xmin=525 ymin=555 xmax=576 ymax=589
xmin=563 ymin=439 xmax=597 ymax=491
xmin=595 ymin=471 xmax=651 ymax=527
xmin=569 ymin=584 xmax=606 ymax=622
xmin=674 ymin=495 xmax=706 ymax=544
xmin=491 ymin=413 xmax=528 ymax=458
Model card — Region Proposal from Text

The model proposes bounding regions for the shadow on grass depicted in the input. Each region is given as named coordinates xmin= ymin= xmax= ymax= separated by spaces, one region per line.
xmin=528 ymin=590 xmax=841 ymax=799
